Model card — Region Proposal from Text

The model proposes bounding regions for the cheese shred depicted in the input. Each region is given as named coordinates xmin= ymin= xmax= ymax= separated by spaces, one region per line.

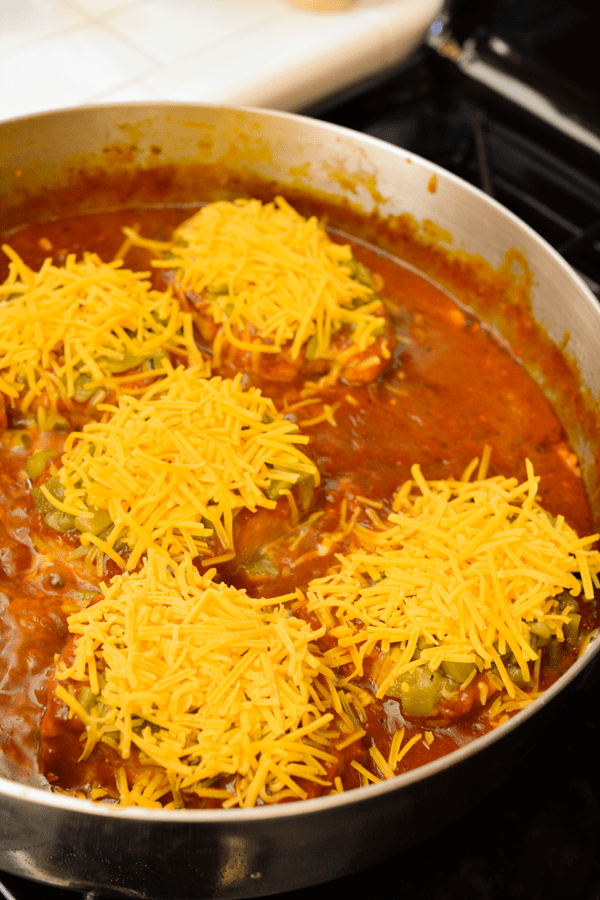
xmin=47 ymin=363 xmax=319 ymax=567
xmin=142 ymin=196 xmax=387 ymax=362
xmin=57 ymin=551 xmax=341 ymax=809
xmin=0 ymin=247 xmax=203 ymax=406
xmin=306 ymin=458 xmax=600 ymax=705
xmin=26 ymin=202 xmax=597 ymax=810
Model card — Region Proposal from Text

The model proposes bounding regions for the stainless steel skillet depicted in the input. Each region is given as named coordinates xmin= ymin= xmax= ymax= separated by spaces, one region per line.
xmin=0 ymin=102 xmax=599 ymax=899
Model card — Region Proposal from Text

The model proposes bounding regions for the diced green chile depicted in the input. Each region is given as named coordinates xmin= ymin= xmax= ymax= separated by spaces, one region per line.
xmin=26 ymin=449 xmax=58 ymax=481
xmin=74 ymin=508 xmax=113 ymax=537
xmin=44 ymin=510 xmax=76 ymax=533
xmin=77 ymin=686 xmax=112 ymax=719
xmin=140 ymin=349 xmax=169 ymax=373
xmin=557 ymin=592 xmax=580 ymax=615
xmin=386 ymin=666 xmax=455 ymax=717
xmin=204 ymin=284 xmax=229 ymax=297
xmin=5 ymin=430 xmax=31 ymax=449
xmin=530 ymin=620 xmax=553 ymax=642
xmin=297 ymin=475 xmax=315 ymax=512
xmin=304 ymin=334 xmax=321 ymax=361
xmin=97 ymin=348 xmax=167 ymax=374
xmin=51 ymin=416 xmax=69 ymax=432
xmin=556 ymin=593 xmax=581 ymax=642
xmin=440 ymin=660 xmax=477 ymax=684
xmin=73 ymin=374 xmax=97 ymax=403
xmin=266 ymin=469 xmax=315 ymax=511
xmin=564 ymin=613 xmax=582 ymax=644
xmin=537 ymin=593 xmax=583 ymax=662
xmin=33 ymin=477 xmax=113 ymax=538
xmin=547 ymin=640 xmax=562 ymax=668
xmin=346 ymin=258 xmax=378 ymax=292
xmin=76 ymin=687 xmax=120 ymax=741
xmin=242 ymin=551 xmax=279 ymax=580
xmin=506 ymin=662 xmax=531 ymax=687
xmin=32 ymin=476 xmax=65 ymax=514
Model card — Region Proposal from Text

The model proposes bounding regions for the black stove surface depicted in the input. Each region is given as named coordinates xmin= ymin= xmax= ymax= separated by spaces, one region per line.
xmin=311 ymin=0 xmax=600 ymax=297
xmin=3 ymin=2 xmax=600 ymax=898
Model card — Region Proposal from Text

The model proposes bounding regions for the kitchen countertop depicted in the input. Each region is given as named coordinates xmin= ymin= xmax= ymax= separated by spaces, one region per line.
xmin=0 ymin=0 xmax=442 ymax=123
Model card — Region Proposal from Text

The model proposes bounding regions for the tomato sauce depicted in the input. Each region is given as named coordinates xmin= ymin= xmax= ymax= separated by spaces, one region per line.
xmin=0 ymin=203 xmax=595 ymax=805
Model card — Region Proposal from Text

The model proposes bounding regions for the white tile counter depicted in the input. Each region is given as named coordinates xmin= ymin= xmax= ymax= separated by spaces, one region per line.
xmin=0 ymin=0 xmax=442 ymax=122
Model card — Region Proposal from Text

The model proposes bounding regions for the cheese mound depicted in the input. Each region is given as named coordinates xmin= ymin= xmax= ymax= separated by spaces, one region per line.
xmin=55 ymin=551 xmax=340 ymax=809
xmin=46 ymin=363 xmax=319 ymax=569
xmin=307 ymin=459 xmax=600 ymax=705
xmin=149 ymin=196 xmax=387 ymax=360
xmin=0 ymin=247 xmax=202 ymax=408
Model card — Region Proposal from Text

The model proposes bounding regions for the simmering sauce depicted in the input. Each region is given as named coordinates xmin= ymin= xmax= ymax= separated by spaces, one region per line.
xmin=0 ymin=201 xmax=596 ymax=807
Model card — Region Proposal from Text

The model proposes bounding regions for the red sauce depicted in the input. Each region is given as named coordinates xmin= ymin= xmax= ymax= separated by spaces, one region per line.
xmin=0 ymin=204 xmax=595 ymax=806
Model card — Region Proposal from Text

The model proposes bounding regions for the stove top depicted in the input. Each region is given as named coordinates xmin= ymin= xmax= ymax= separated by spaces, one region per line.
xmin=3 ymin=1 xmax=600 ymax=897
xmin=311 ymin=0 xmax=600 ymax=296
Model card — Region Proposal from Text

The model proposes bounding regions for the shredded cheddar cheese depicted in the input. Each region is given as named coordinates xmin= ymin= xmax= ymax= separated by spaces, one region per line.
xmin=56 ymin=551 xmax=340 ymax=809
xmin=47 ymin=363 xmax=319 ymax=568
xmin=13 ymin=202 xmax=597 ymax=805
xmin=139 ymin=196 xmax=387 ymax=361
xmin=306 ymin=459 xmax=600 ymax=707
xmin=0 ymin=247 xmax=203 ymax=407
